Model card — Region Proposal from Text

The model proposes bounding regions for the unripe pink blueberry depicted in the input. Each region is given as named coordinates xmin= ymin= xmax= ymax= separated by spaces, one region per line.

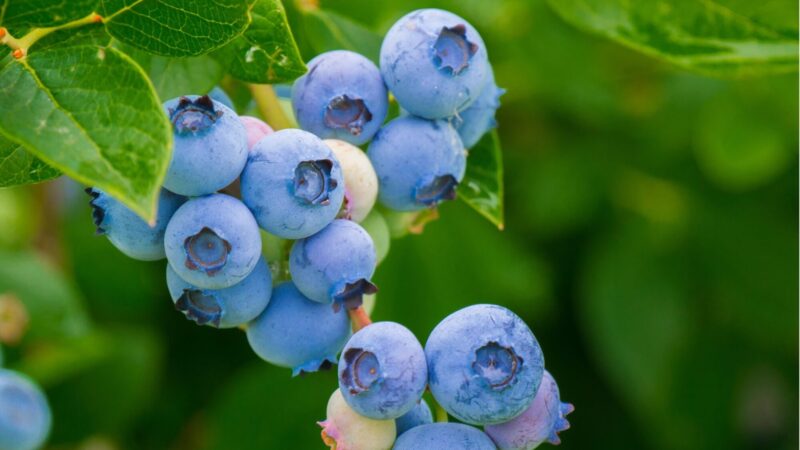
xmin=239 ymin=115 xmax=274 ymax=150
xmin=318 ymin=389 xmax=396 ymax=450
xmin=325 ymin=139 xmax=379 ymax=223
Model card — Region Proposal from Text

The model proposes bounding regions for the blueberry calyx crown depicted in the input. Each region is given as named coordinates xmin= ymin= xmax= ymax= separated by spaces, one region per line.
xmin=472 ymin=342 xmax=522 ymax=389
xmin=183 ymin=227 xmax=232 ymax=276
xmin=294 ymin=159 xmax=339 ymax=205
xmin=331 ymin=279 xmax=378 ymax=312
xmin=415 ymin=174 xmax=459 ymax=206
xmin=85 ymin=188 xmax=107 ymax=235
xmin=324 ymin=95 xmax=373 ymax=136
xmin=549 ymin=403 xmax=575 ymax=445
xmin=432 ymin=24 xmax=478 ymax=75
xmin=175 ymin=289 xmax=222 ymax=327
xmin=169 ymin=95 xmax=223 ymax=135
xmin=341 ymin=347 xmax=381 ymax=395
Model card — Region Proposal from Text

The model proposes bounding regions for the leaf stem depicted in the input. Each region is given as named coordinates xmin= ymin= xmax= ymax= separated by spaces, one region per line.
xmin=429 ymin=395 xmax=449 ymax=422
xmin=348 ymin=306 xmax=372 ymax=332
xmin=0 ymin=12 xmax=101 ymax=58
xmin=248 ymin=84 xmax=294 ymax=130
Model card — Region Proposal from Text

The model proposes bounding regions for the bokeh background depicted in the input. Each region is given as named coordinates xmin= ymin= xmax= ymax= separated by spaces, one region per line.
xmin=0 ymin=1 xmax=797 ymax=449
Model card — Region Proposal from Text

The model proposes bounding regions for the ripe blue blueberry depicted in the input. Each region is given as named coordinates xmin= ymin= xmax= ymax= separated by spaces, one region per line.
xmin=164 ymin=194 xmax=261 ymax=289
xmin=209 ymin=86 xmax=235 ymax=110
xmin=380 ymin=9 xmax=489 ymax=119
xmin=0 ymin=369 xmax=51 ymax=450
xmin=455 ymin=67 xmax=505 ymax=148
xmin=292 ymin=50 xmax=388 ymax=145
xmin=289 ymin=219 xmax=377 ymax=310
xmin=166 ymin=256 xmax=272 ymax=328
xmin=162 ymin=95 xmax=248 ymax=196
xmin=338 ymin=322 xmax=427 ymax=420
xmin=368 ymin=116 xmax=466 ymax=211
xmin=393 ymin=423 xmax=496 ymax=450
xmin=86 ymin=187 xmax=185 ymax=261
xmin=425 ymin=304 xmax=544 ymax=425
xmin=246 ymin=282 xmax=351 ymax=376
xmin=240 ymin=129 xmax=345 ymax=239
xmin=395 ymin=399 xmax=433 ymax=436
xmin=485 ymin=370 xmax=574 ymax=449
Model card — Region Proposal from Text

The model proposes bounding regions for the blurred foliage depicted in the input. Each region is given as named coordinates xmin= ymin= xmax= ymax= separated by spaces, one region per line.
xmin=0 ymin=1 xmax=797 ymax=449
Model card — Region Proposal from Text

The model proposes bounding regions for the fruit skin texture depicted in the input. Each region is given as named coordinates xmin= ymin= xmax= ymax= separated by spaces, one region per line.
xmin=325 ymin=139 xmax=378 ymax=223
xmin=246 ymin=282 xmax=351 ymax=376
xmin=394 ymin=399 xmax=433 ymax=436
xmin=240 ymin=129 xmax=345 ymax=239
xmin=293 ymin=50 xmax=388 ymax=145
xmin=162 ymin=95 xmax=248 ymax=196
xmin=87 ymin=187 xmax=185 ymax=261
xmin=380 ymin=9 xmax=489 ymax=119
xmin=166 ymin=256 xmax=271 ymax=328
xmin=319 ymin=389 xmax=396 ymax=450
xmin=485 ymin=370 xmax=574 ymax=449
xmin=455 ymin=67 xmax=504 ymax=148
xmin=239 ymin=115 xmax=274 ymax=150
xmin=338 ymin=322 xmax=427 ymax=420
xmin=368 ymin=116 xmax=466 ymax=211
xmin=392 ymin=423 xmax=495 ymax=450
xmin=425 ymin=304 xmax=545 ymax=425
xmin=0 ymin=369 xmax=51 ymax=450
xmin=164 ymin=194 xmax=261 ymax=290
xmin=289 ymin=219 xmax=377 ymax=310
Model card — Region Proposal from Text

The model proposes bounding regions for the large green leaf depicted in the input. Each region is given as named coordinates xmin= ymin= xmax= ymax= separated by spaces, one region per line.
xmin=0 ymin=136 xmax=60 ymax=187
xmin=458 ymin=130 xmax=504 ymax=230
xmin=548 ymin=0 xmax=799 ymax=76
xmin=100 ymin=0 xmax=251 ymax=57
xmin=0 ymin=0 xmax=98 ymax=30
xmin=121 ymin=44 xmax=225 ymax=101
xmin=214 ymin=0 xmax=306 ymax=83
xmin=0 ymin=44 xmax=171 ymax=220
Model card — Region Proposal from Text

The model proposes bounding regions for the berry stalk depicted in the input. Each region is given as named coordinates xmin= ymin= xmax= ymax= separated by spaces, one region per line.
xmin=347 ymin=306 xmax=372 ymax=331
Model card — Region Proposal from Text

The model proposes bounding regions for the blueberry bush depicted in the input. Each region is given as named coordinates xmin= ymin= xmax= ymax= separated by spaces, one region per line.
xmin=0 ymin=1 xmax=797 ymax=449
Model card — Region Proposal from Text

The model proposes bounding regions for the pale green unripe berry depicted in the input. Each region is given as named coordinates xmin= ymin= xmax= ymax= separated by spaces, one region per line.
xmin=319 ymin=389 xmax=396 ymax=450
xmin=325 ymin=139 xmax=379 ymax=223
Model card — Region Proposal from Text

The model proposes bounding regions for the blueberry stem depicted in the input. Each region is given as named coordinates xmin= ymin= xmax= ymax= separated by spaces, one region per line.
xmin=429 ymin=396 xmax=449 ymax=423
xmin=248 ymin=84 xmax=294 ymax=130
xmin=347 ymin=306 xmax=372 ymax=332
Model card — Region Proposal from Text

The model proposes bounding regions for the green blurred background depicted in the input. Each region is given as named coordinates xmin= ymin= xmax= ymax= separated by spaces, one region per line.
xmin=0 ymin=0 xmax=797 ymax=449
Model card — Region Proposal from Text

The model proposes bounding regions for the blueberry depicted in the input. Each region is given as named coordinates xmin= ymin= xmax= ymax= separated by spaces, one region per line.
xmin=292 ymin=50 xmax=388 ymax=145
xmin=239 ymin=115 xmax=274 ymax=150
xmin=165 ymin=194 xmax=261 ymax=289
xmin=86 ymin=187 xmax=185 ymax=261
xmin=395 ymin=399 xmax=433 ymax=436
xmin=425 ymin=304 xmax=544 ymax=425
xmin=289 ymin=219 xmax=377 ymax=310
xmin=162 ymin=95 xmax=248 ymax=196
xmin=392 ymin=423 xmax=495 ymax=450
xmin=209 ymin=86 xmax=235 ymax=110
xmin=240 ymin=129 xmax=345 ymax=239
xmin=0 ymin=369 xmax=51 ymax=450
xmin=380 ymin=9 xmax=489 ymax=119
xmin=319 ymin=389 xmax=396 ymax=450
xmin=368 ymin=116 xmax=466 ymax=211
xmin=324 ymin=139 xmax=378 ymax=223
xmin=455 ymin=67 xmax=504 ymax=148
xmin=246 ymin=282 xmax=351 ymax=376
xmin=338 ymin=322 xmax=427 ymax=420
xmin=485 ymin=370 xmax=574 ymax=449
xmin=166 ymin=256 xmax=271 ymax=328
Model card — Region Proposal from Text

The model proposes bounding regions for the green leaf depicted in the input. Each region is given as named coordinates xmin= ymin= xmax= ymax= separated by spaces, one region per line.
xmin=0 ymin=0 xmax=98 ymax=30
xmin=458 ymin=130 xmax=504 ymax=230
xmin=30 ymin=22 xmax=111 ymax=52
xmin=100 ymin=0 xmax=251 ymax=57
xmin=0 ymin=251 xmax=91 ymax=342
xmin=0 ymin=44 xmax=171 ymax=220
xmin=548 ymin=0 xmax=799 ymax=76
xmin=214 ymin=0 xmax=306 ymax=84
xmin=297 ymin=8 xmax=382 ymax=63
xmin=121 ymin=44 xmax=225 ymax=101
xmin=0 ymin=136 xmax=60 ymax=187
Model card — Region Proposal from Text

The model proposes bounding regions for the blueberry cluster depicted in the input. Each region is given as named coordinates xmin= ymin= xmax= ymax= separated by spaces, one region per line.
xmin=0 ymin=369 xmax=51 ymax=450
xmin=84 ymin=7 xmax=571 ymax=449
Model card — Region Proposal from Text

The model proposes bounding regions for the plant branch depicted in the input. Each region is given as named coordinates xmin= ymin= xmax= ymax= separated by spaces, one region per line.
xmin=248 ymin=84 xmax=294 ymax=130
xmin=348 ymin=306 xmax=372 ymax=332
